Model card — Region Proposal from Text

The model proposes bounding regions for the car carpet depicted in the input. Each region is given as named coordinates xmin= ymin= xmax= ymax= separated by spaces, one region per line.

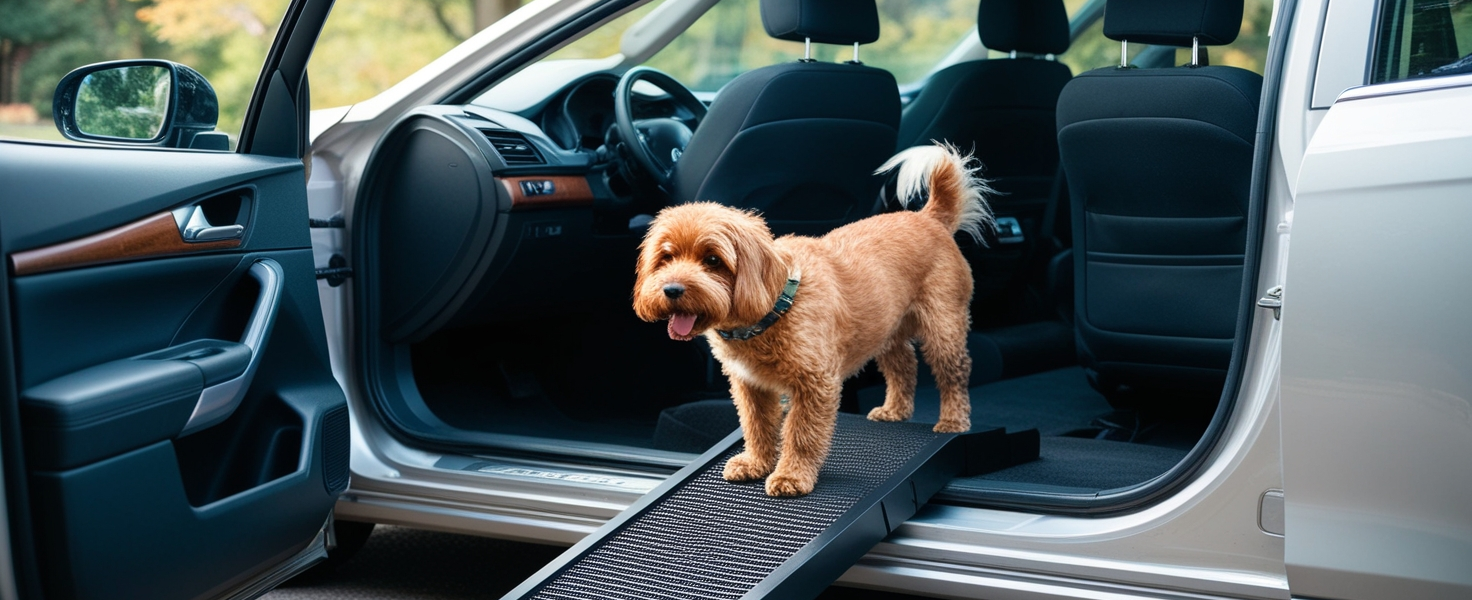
xmin=856 ymin=366 xmax=1111 ymax=437
xmin=968 ymin=436 xmax=1189 ymax=491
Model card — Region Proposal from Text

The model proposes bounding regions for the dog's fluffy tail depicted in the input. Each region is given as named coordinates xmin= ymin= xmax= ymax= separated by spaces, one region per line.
xmin=876 ymin=143 xmax=994 ymax=242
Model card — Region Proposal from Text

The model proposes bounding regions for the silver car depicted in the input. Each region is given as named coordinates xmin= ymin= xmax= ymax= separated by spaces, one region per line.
xmin=1 ymin=0 xmax=1468 ymax=598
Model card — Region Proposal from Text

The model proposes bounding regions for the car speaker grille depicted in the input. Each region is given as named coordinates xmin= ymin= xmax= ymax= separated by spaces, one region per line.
xmin=481 ymin=130 xmax=545 ymax=165
xmin=321 ymin=405 xmax=350 ymax=495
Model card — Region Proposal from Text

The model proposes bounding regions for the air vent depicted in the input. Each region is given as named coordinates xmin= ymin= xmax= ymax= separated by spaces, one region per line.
xmin=481 ymin=130 xmax=545 ymax=165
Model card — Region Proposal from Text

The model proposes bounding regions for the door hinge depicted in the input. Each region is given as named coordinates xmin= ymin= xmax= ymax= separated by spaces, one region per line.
xmin=1257 ymin=285 xmax=1283 ymax=320
xmin=316 ymin=254 xmax=352 ymax=287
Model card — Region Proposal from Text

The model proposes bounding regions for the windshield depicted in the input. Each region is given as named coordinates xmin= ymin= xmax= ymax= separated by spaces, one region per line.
xmin=546 ymin=0 xmax=983 ymax=90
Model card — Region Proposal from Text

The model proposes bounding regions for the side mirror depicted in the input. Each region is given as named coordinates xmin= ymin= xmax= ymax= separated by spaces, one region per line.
xmin=52 ymin=59 xmax=228 ymax=150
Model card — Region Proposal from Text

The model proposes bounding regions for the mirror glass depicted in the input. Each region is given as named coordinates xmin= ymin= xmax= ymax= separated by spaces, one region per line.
xmin=75 ymin=66 xmax=171 ymax=140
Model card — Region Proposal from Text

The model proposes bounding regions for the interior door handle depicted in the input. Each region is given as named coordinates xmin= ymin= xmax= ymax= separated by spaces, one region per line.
xmin=180 ymin=259 xmax=283 ymax=435
xmin=173 ymin=204 xmax=246 ymax=242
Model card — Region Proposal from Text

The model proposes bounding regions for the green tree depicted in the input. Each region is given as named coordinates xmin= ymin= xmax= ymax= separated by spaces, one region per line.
xmin=2 ymin=0 xmax=166 ymax=116
xmin=424 ymin=0 xmax=525 ymax=40
xmin=0 ymin=0 xmax=78 ymax=105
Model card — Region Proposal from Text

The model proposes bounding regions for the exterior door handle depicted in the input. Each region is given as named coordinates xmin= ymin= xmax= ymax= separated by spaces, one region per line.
xmin=180 ymin=259 xmax=283 ymax=435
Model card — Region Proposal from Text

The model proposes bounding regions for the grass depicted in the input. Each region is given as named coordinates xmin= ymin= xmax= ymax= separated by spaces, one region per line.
xmin=0 ymin=123 xmax=67 ymax=142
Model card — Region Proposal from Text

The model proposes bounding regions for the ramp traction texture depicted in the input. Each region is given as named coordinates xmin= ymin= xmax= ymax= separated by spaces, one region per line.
xmin=527 ymin=417 xmax=938 ymax=600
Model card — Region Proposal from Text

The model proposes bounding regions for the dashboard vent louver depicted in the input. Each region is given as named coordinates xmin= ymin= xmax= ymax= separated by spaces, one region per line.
xmin=481 ymin=130 xmax=545 ymax=165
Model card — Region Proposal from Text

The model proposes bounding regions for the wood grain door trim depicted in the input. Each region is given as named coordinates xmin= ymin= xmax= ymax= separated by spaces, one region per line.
xmin=498 ymin=175 xmax=595 ymax=210
xmin=10 ymin=212 xmax=242 ymax=276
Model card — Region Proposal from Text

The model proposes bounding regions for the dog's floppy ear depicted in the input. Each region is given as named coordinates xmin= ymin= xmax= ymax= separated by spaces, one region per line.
xmin=726 ymin=211 xmax=786 ymax=326
xmin=632 ymin=219 xmax=668 ymax=322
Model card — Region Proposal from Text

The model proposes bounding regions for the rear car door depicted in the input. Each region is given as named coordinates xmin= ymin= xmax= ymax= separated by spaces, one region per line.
xmin=0 ymin=1 xmax=345 ymax=598
xmin=1280 ymin=0 xmax=1472 ymax=598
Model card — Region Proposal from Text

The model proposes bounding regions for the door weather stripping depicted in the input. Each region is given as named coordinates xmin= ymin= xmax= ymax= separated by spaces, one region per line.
xmin=501 ymin=414 xmax=1036 ymax=600
xmin=181 ymin=259 xmax=283 ymax=435
xmin=1257 ymin=285 xmax=1283 ymax=320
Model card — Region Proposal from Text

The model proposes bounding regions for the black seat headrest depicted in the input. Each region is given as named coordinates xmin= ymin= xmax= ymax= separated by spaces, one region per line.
xmin=978 ymin=0 xmax=1070 ymax=55
xmin=760 ymin=0 xmax=880 ymax=45
xmin=1104 ymin=0 xmax=1244 ymax=46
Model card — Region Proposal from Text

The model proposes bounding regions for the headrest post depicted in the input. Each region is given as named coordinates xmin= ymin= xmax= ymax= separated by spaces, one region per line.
xmin=852 ymin=42 xmax=860 ymax=63
xmin=1120 ymin=40 xmax=1129 ymax=67
xmin=804 ymin=38 xmax=813 ymax=62
xmin=1191 ymin=36 xmax=1199 ymax=66
xmin=1009 ymin=50 xmax=1017 ymax=59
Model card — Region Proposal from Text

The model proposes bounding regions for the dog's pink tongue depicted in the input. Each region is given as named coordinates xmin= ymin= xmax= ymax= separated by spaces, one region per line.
xmin=669 ymin=313 xmax=697 ymax=339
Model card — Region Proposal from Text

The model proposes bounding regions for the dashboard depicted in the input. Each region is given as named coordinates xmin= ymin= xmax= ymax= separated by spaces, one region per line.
xmin=541 ymin=76 xmax=617 ymax=151
xmin=520 ymin=73 xmax=701 ymax=153
xmin=363 ymin=68 xmax=701 ymax=342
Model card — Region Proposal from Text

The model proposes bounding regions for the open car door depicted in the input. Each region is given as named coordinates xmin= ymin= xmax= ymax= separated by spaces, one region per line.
xmin=0 ymin=1 xmax=344 ymax=598
xmin=1280 ymin=41 xmax=1472 ymax=600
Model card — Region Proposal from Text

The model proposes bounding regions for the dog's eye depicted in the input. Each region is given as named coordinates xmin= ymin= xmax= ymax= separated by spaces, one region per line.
xmin=703 ymin=255 xmax=723 ymax=268
xmin=658 ymin=253 xmax=673 ymax=264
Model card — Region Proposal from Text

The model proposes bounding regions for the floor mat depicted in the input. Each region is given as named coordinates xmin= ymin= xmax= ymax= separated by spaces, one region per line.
xmin=858 ymin=367 xmax=1111 ymax=436
xmin=974 ymin=436 xmax=1188 ymax=490
xmin=859 ymin=366 xmax=1195 ymax=491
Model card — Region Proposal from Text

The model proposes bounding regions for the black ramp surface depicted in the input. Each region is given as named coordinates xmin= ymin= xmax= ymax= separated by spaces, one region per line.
xmin=504 ymin=413 xmax=982 ymax=600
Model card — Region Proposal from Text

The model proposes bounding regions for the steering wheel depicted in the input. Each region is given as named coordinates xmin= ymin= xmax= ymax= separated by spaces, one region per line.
xmin=614 ymin=67 xmax=708 ymax=195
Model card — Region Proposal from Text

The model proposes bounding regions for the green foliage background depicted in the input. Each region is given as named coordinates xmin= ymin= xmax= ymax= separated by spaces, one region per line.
xmin=1 ymin=0 xmax=486 ymax=142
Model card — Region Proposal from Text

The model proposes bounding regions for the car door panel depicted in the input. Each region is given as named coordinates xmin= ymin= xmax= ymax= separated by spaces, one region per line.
xmin=0 ymin=141 xmax=347 ymax=599
xmin=1281 ymin=81 xmax=1472 ymax=600
xmin=0 ymin=144 xmax=307 ymax=253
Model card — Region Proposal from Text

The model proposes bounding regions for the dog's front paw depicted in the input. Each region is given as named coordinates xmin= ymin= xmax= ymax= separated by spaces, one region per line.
xmin=765 ymin=471 xmax=815 ymax=497
xmin=932 ymin=418 xmax=970 ymax=433
xmin=867 ymin=405 xmax=912 ymax=423
xmin=723 ymin=452 xmax=773 ymax=482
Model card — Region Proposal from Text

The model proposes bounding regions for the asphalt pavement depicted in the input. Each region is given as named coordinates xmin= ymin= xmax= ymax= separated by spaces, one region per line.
xmin=265 ymin=525 xmax=931 ymax=599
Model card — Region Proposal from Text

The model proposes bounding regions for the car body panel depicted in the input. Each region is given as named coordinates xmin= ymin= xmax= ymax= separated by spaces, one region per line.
xmin=1282 ymin=76 xmax=1472 ymax=600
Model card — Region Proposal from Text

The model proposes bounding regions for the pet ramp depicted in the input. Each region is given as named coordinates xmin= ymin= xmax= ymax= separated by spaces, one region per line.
xmin=501 ymin=413 xmax=1037 ymax=600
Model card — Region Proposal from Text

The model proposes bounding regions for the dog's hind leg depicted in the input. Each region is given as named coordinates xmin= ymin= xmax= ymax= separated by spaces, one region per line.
xmin=868 ymin=336 xmax=917 ymax=423
xmin=723 ymin=379 xmax=781 ymax=482
xmin=918 ymin=305 xmax=972 ymax=434
xmin=766 ymin=375 xmax=841 ymax=497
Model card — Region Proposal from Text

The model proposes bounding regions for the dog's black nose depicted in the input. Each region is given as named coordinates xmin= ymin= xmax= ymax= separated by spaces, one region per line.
xmin=663 ymin=283 xmax=686 ymax=299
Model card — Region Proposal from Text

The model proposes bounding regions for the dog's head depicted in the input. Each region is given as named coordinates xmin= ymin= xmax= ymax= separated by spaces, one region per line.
xmin=633 ymin=203 xmax=787 ymax=341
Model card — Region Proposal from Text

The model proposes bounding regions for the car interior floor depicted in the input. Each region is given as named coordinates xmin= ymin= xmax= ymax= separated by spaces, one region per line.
xmin=411 ymin=314 xmax=1216 ymax=494
xmin=411 ymin=310 xmax=734 ymax=450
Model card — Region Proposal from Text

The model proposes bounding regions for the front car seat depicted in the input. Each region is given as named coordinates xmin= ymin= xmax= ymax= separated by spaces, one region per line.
xmin=1055 ymin=0 xmax=1262 ymax=402
xmin=897 ymin=0 xmax=1072 ymax=207
xmin=671 ymin=0 xmax=901 ymax=236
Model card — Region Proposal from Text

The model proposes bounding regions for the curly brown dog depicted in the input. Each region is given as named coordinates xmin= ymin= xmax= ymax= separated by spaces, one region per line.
xmin=632 ymin=144 xmax=992 ymax=497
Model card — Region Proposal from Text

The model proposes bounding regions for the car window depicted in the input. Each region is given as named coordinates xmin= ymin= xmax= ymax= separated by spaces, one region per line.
xmin=0 ymin=0 xmax=287 ymax=145
xmin=546 ymin=0 xmax=980 ymax=90
xmin=0 ymin=0 xmax=525 ymax=146
xmin=1061 ymin=0 xmax=1275 ymax=74
xmin=648 ymin=0 xmax=978 ymax=89
xmin=308 ymin=0 xmax=528 ymax=111
xmin=1371 ymin=0 xmax=1472 ymax=83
